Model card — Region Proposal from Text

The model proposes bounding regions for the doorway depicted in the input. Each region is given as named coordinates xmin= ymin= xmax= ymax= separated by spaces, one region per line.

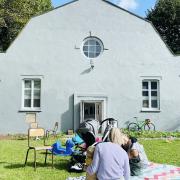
xmin=73 ymin=94 xmax=107 ymax=131
xmin=80 ymin=101 xmax=103 ymax=123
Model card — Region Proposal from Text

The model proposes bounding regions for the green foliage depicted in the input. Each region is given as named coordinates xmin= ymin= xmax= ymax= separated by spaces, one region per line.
xmin=9 ymin=130 xmax=180 ymax=140
xmin=0 ymin=0 xmax=52 ymax=51
xmin=122 ymin=129 xmax=180 ymax=138
xmin=147 ymin=0 xmax=180 ymax=54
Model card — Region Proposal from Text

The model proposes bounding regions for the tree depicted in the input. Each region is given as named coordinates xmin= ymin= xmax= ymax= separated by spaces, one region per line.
xmin=0 ymin=0 xmax=52 ymax=52
xmin=147 ymin=0 xmax=180 ymax=54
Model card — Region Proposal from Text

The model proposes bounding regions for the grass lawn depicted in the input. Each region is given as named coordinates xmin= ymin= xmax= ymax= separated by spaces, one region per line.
xmin=140 ymin=139 xmax=180 ymax=166
xmin=0 ymin=138 xmax=180 ymax=180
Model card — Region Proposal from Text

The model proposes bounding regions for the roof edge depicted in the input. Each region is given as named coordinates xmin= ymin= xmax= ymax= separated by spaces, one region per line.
xmin=0 ymin=0 xmax=79 ymax=54
xmin=0 ymin=0 xmax=179 ymax=57
xmin=102 ymin=0 xmax=150 ymax=23
xmin=31 ymin=0 xmax=78 ymax=19
xmin=102 ymin=0 xmax=180 ymax=57
xmin=149 ymin=21 xmax=180 ymax=57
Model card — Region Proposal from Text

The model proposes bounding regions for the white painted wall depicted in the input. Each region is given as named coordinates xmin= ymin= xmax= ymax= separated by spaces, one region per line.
xmin=0 ymin=0 xmax=180 ymax=134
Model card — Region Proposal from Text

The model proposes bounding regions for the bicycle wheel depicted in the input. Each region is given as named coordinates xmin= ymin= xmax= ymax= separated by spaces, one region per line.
xmin=128 ymin=123 xmax=139 ymax=131
xmin=144 ymin=123 xmax=155 ymax=131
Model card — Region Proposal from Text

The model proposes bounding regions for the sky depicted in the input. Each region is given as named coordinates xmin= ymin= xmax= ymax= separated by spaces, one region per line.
xmin=51 ymin=0 xmax=157 ymax=17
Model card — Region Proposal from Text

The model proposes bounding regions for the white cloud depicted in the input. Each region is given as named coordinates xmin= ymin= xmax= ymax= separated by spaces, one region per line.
xmin=117 ymin=0 xmax=138 ymax=10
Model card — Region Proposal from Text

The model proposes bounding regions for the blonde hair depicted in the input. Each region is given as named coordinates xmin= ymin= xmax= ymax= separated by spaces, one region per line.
xmin=109 ymin=127 xmax=129 ymax=146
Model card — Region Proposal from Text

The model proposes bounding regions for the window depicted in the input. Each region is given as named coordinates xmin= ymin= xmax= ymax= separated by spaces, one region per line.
xmin=142 ymin=80 xmax=160 ymax=110
xmin=82 ymin=37 xmax=103 ymax=58
xmin=22 ymin=79 xmax=41 ymax=110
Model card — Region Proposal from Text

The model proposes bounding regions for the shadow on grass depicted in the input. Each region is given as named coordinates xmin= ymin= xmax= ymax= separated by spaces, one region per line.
xmin=0 ymin=162 xmax=7 ymax=164
xmin=4 ymin=163 xmax=24 ymax=169
xmin=53 ymin=159 xmax=69 ymax=170
xmin=4 ymin=159 xmax=69 ymax=170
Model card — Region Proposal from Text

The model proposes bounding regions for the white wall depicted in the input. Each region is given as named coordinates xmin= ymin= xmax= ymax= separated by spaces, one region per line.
xmin=0 ymin=0 xmax=180 ymax=133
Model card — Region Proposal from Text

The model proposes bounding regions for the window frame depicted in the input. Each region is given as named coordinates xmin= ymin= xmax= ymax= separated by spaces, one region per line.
xmin=81 ymin=37 xmax=104 ymax=59
xmin=21 ymin=79 xmax=41 ymax=111
xmin=141 ymin=79 xmax=160 ymax=112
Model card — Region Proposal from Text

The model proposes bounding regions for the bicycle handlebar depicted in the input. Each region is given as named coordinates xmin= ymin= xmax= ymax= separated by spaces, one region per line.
xmin=100 ymin=118 xmax=117 ymax=126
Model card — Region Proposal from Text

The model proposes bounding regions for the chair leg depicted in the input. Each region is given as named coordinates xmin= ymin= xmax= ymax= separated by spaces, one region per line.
xmin=24 ymin=149 xmax=30 ymax=167
xmin=54 ymin=132 xmax=57 ymax=139
xmin=52 ymin=150 xmax=54 ymax=168
xmin=53 ymin=131 xmax=57 ymax=138
xmin=34 ymin=149 xmax=37 ymax=171
xmin=46 ymin=131 xmax=49 ymax=139
xmin=45 ymin=149 xmax=48 ymax=165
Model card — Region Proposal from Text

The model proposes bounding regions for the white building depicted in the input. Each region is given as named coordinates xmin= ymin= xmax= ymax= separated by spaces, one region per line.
xmin=0 ymin=0 xmax=180 ymax=134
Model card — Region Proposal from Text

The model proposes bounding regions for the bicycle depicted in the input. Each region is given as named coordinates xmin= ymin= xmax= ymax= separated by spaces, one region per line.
xmin=128 ymin=117 xmax=155 ymax=131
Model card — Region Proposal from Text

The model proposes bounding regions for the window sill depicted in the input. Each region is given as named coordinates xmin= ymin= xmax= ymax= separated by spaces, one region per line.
xmin=141 ymin=109 xmax=161 ymax=113
xmin=19 ymin=109 xmax=41 ymax=113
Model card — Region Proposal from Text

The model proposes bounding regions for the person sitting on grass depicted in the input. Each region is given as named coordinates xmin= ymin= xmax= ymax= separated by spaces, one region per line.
xmin=122 ymin=135 xmax=149 ymax=176
xmin=86 ymin=127 xmax=130 ymax=180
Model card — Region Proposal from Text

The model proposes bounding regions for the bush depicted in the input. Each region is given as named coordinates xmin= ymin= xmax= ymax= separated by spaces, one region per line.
xmin=122 ymin=129 xmax=180 ymax=138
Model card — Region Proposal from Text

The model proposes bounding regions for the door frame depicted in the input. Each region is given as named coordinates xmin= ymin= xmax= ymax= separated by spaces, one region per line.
xmin=73 ymin=94 xmax=108 ymax=131
xmin=80 ymin=100 xmax=103 ymax=123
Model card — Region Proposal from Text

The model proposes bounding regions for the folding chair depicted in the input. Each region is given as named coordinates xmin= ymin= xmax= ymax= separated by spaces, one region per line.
xmin=24 ymin=128 xmax=54 ymax=171
xmin=46 ymin=122 xmax=58 ymax=138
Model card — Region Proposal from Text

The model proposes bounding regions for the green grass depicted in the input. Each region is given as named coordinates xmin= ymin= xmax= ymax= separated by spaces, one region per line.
xmin=140 ymin=139 xmax=180 ymax=166
xmin=0 ymin=139 xmax=85 ymax=180
xmin=0 ymin=138 xmax=179 ymax=180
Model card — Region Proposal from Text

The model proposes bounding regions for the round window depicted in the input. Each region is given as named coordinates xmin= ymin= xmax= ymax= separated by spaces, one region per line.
xmin=82 ymin=37 xmax=104 ymax=58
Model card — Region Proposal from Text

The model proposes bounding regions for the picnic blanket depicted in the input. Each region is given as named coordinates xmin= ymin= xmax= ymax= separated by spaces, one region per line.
xmin=131 ymin=163 xmax=180 ymax=180
xmin=66 ymin=163 xmax=180 ymax=180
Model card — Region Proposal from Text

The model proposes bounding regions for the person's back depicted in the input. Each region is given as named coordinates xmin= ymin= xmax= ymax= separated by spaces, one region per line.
xmin=87 ymin=142 xmax=130 ymax=180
